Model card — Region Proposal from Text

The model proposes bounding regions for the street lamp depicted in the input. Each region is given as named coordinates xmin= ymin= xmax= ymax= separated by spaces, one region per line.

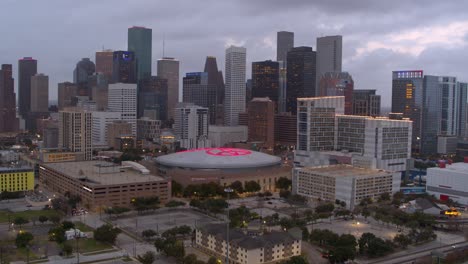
xmin=224 ymin=187 xmax=233 ymax=264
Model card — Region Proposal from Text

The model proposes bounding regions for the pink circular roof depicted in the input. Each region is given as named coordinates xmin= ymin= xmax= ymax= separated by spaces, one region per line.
xmin=156 ymin=148 xmax=280 ymax=169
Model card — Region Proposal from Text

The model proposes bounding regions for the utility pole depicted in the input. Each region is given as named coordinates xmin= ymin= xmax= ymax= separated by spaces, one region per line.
xmin=224 ymin=188 xmax=233 ymax=264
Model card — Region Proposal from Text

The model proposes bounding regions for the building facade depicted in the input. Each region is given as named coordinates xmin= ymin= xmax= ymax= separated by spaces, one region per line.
xmin=317 ymin=72 xmax=353 ymax=115
xmin=157 ymin=57 xmax=180 ymax=119
xmin=182 ymin=72 xmax=218 ymax=125
xmin=0 ymin=64 xmax=19 ymax=132
xmin=174 ymin=104 xmax=210 ymax=149
xmin=251 ymin=60 xmax=279 ymax=110
xmin=108 ymin=83 xmax=137 ymax=136
xmin=138 ymin=76 xmax=168 ymax=121
xmin=208 ymin=125 xmax=248 ymax=147
xmin=107 ymin=121 xmax=133 ymax=150
xmin=137 ymin=118 xmax=161 ymax=141
xmin=316 ymin=35 xmax=342 ymax=87
xmin=91 ymin=111 xmax=122 ymax=148
xmin=128 ymin=26 xmax=152 ymax=82
xmin=73 ymin=58 xmax=95 ymax=95
xmin=274 ymin=113 xmax=297 ymax=147
xmin=95 ymin=49 xmax=114 ymax=82
xmin=277 ymin=31 xmax=294 ymax=65
xmin=38 ymin=161 xmax=170 ymax=211
xmin=112 ymin=51 xmax=136 ymax=84
xmin=58 ymin=82 xmax=78 ymax=110
xmin=30 ymin=74 xmax=49 ymax=113
xmin=0 ymin=167 xmax=34 ymax=192
xmin=352 ymin=89 xmax=381 ymax=117
xmin=286 ymin=47 xmax=316 ymax=114
xmin=248 ymin=98 xmax=275 ymax=148
xmin=59 ymin=109 xmax=93 ymax=161
xmin=293 ymin=165 xmax=400 ymax=209
xmin=18 ymin=57 xmax=37 ymax=118
xmin=225 ymin=46 xmax=247 ymax=126
xmin=196 ymin=224 xmax=301 ymax=264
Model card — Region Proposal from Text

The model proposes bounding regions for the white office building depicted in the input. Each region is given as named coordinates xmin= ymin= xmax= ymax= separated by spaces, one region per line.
xmin=293 ymin=165 xmax=400 ymax=209
xmin=224 ymin=46 xmax=246 ymax=126
xmin=295 ymin=96 xmax=412 ymax=172
xmin=174 ymin=103 xmax=210 ymax=149
xmin=426 ymin=160 xmax=468 ymax=205
xmin=108 ymin=83 xmax=137 ymax=137
xmin=91 ymin=111 xmax=122 ymax=148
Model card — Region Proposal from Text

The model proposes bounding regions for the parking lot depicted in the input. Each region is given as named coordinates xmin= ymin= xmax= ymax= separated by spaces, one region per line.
xmin=112 ymin=209 xmax=221 ymax=235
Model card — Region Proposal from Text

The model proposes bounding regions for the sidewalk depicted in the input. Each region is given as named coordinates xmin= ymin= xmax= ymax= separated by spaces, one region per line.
xmin=11 ymin=250 xmax=127 ymax=264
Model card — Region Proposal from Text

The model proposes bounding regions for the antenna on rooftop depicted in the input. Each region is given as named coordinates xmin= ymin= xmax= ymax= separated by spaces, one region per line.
xmin=162 ymin=33 xmax=166 ymax=58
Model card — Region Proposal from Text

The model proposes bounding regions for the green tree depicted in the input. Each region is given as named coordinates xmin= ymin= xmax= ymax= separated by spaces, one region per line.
xmin=230 ymin=181 xmax=244 ymax=193
xmin=379 ymin=192 xmax=391 ymax=202
xmin=137 ymin=251 xmax=156 ymax=264
xmin=244 ymin=181 xmax=261 ymax=193
xmin=165 ymin=200 xmax=186 ymax=208
xmin=315 ymin=203 xmax=335 ymax=214
xmin=15 ymin=232 xmax=34 ymax=248
xmin=207 ymin=257 xmax=219 ymax=264
xmin=132 ymin=196 xmax=160 ymax=213
xmin=280 ymin=255 xmax=308 ymax=264
xmin=393 ymin=234 xmax=411 ymax=249
xmin=275 ymin=177 xmax=292 ymax=190
xmin=50 ymin=215 xmax=61 ymax=225
xmin=163 ymin=240 xmax=185 ymax=259
xmin=67 ymin=194 xmax=82 ymax=208
xmin=362 ymin=207 xmax=371 ymax=220
xmin=62 ymin=243 xmax=73 ymax=256
xmin=183 ymin=253 xmax=198 ymax=264
xmin=38 ymin=215 xmax=48 ymax=224
xmin=62 ymin=221 xmax=75 ymax=230
xmin=359 ymin=197 xmax=373 ymax=206
xmin=358 ymin=232 xmax=376 ymax=254
xmin=13 ymin=216 xmax=29 ymax=229
xmin=171 ymin=180 xmax=184 ymax=197
xmin=49 ymin=227 xmax=66 ymax=243
xmin=94 ymin=224 xmax=121 ymax=244
xmin=142 ymin=229 xmax=158 ymax=240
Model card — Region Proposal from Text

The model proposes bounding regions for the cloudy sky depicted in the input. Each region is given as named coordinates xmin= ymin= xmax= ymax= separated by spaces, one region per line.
xmin=2 ymin=0 xmax=468 ymax=107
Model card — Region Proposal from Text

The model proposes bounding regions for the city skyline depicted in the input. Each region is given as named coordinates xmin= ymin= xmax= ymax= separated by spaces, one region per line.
xmin=2 ymin=1 xmax=468 ymax=107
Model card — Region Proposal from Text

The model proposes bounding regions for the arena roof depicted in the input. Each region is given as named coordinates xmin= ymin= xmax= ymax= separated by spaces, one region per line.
xmin=155 ymin=148 xmax=281 ymax=169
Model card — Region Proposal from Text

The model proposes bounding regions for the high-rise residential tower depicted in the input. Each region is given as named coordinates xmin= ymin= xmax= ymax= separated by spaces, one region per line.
xmin=95 ymin=49 xmax=114 ymax=82
xmin=157 ymin=57 xmax=179 ymax=119
xmin=286 ymin=47 xmax=316 ymax=114
xmin=174 ymin=103 xmax=210 ymax=150
xmin=0 ymin=64 xmax=19 ymax=132
xmin=252 ymin=60 xmax=279 ymax=111
xmin=128 ymin=26 xmax=152 ymax=82
xmin=316 ymin=35 xmax=342 ymax=88
xmin=59 ymin=109 xmax=93 ymax=160
xmin=224 ymin=46 xmax=247 ymax=126
xmin=112 ymin=51 xmax=136 ymax=84
xmin=392 ymin=70 xmax=424 ymax=153
xmin=18 ymin=57 xmax=37 ymax=118
xmin=30 ymin=74 xmax=49 ymax=113
xmin=108 ymin=83 xmax=138 ymax=137
xmin=277 ymin=31 xmax=294 ymax=65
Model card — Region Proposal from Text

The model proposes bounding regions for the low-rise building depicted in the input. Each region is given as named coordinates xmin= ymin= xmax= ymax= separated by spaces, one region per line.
xmin=196 ymin=223 xmax=301 ymax=264
xmin=0 ymin=167 xmax=34 ymax=192
xmin=426 ymin=160 xmax=468 ymax=205
xmin=293 ymin=164 xmax=400 ymax=209
xmin=39 ymin=160 xmax=170 ymax=210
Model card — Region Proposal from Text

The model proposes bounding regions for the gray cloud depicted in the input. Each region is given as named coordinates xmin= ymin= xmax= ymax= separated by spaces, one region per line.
xmin=1 ymin=0 xmax=468 ymax=107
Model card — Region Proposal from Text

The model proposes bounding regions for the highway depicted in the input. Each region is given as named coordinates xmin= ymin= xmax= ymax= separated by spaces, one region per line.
xmin=363 ymin=241 xmax=468 ymax=264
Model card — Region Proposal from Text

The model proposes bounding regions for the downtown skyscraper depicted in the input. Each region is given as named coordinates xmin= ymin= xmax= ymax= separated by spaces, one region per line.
xmin=316 ymin=35 xmax=342 ymax=89
xmin=157 ymin=57 xmax=179 ymax=119
xmin=276 ymin=31 xmax=294 ymax=65
xmin=286 ymin=47 xmax=316 ymax=114
xmin=251 ymin=60 xmax=279 ymax=110
xmin=18 ymin=57 xmax=37 ymax=118
xmin=0 ymin=64 xmax=19 ymax=132
xmin=128 ymin=26 xmax=152 ymax=82
xmin=112 ymin=51 xmax=136 ymax=84
xmin=224 ymin=46 xmax=246 ymax=126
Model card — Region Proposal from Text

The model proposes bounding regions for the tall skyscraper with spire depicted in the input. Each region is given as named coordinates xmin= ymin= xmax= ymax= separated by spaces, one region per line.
xmin=0 ymin=64 xmax=19 ymax=132
xmin=157 ymin=57 xmax=179 ymax=119
xmin=224 ymin=46 xmax=246 ymax=126
xmin=18 ymin=57 xmax=37 ymax=118
xmin=128 ymin=26 xmax=152 ymax=82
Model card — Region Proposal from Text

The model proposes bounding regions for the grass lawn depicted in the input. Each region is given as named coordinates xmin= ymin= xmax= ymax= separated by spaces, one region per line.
xmin=0 ymin=240 xmax=40 ymax=263
xmin=74 ymin=221 xmax=94 ymax=232
xmin=0 ymin=209 xmax=62 ymax=223
xmin=65 ymin=238 xmax=113 ymax=253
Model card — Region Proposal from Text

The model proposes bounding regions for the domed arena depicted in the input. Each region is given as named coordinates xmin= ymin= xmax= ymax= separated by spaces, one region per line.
xmin=155 ymin=148 xmax=291 ymax=191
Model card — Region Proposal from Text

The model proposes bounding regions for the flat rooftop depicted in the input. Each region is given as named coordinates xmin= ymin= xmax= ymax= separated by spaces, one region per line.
xmin=429 ymin=162 xmax=468 ymax=174
xmin=297 ymin=164 xmax=392 ymax=178
xmin=43 ymin=161 xmax=165 ymax=186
